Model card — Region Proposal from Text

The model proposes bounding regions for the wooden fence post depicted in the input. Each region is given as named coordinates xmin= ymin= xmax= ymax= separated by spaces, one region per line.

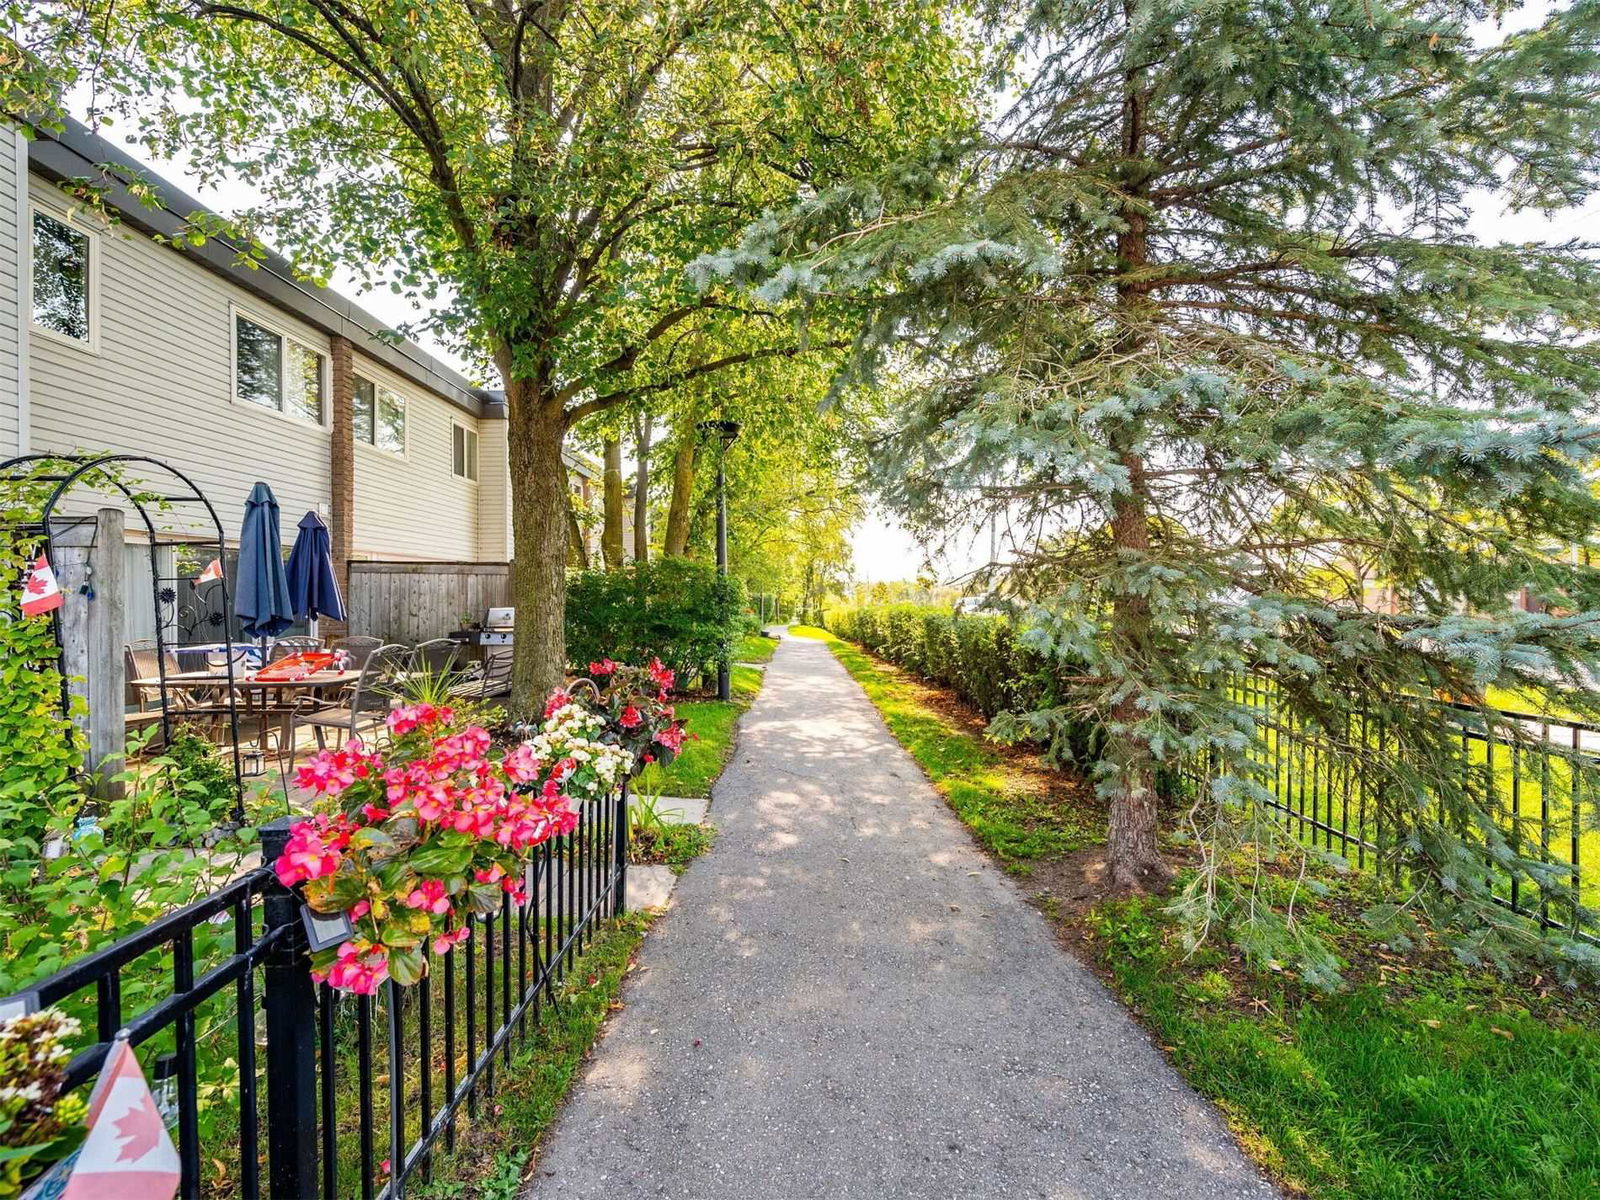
xmin=55 ymin=508 xmax=126 ymax=791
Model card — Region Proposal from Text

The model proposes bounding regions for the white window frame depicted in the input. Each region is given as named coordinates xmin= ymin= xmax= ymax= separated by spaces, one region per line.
xmin=229 ymin=303 xmax=329 ymax=428
xmin=352 ymin=370 xmax=410 ymax=460
xmin=451 ymin=420 xmax=480 ymax=483
xmin=27 ymin=202 xmax=101 ymax=354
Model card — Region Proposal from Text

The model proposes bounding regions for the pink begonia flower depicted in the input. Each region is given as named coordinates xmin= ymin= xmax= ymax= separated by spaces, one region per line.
xmin=588 ymin=658 xmax=619 ymax=676
xmin=543 ymin=688 xmax=571 ymax=719
xmin=404 ymin=879 xmax=451 ymax=915
xmin=619 ymin=705 xmax=642 ymax=729
xmin=413 ymin=784 xmax=452 ymax=824
xmin=655 ymin=723 xmax=687 ymax=753
xmin=475 ymin=864 xmax=506 ymax=884
xmin=327 ymin=941 xmax=389 ymax=995
xmin=294 ymin=744 xmax=376 ymax=795
xmin=387 ymin=703 xmax=454 ymax=736
xmin=648 ymin=657 xmax=675 ymax=691
xmin=350 ymin=900 xmax=371 ymax=919
xmin=274 ymin=824 xmax=342 ymax=887
xmin=432 ymin=925 xmax=471 ymax=956
xmin=502 ymin=743 xmax=540 ymax=784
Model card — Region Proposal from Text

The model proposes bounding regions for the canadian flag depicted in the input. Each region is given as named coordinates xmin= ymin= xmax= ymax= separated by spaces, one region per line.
xmin=20 ymin=553 xmax=64 ymax=618
xmin=60 ymin=1036 xmax=180 ymax=1200
xmin=195 ymin=558 xmax=223 ymax=585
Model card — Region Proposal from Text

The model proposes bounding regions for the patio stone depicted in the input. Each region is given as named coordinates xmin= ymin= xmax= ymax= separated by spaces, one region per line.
xmin=628 ymin=793 xmax=708 ymax=825
xmin=626 ymin=864 xmax=677 ymax=911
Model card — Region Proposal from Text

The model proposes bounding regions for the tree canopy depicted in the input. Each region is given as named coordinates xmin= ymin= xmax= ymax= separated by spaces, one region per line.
xmin=18 ymin=0 xmax=980 ymax=707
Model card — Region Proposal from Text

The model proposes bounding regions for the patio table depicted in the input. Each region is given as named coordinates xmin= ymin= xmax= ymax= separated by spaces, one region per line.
xmin=129 ymin=669 xmax=362 ymax=769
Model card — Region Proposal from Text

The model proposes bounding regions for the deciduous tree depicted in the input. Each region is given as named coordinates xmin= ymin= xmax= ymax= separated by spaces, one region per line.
xmin=22 ymin=0 xmax=976 ymax=711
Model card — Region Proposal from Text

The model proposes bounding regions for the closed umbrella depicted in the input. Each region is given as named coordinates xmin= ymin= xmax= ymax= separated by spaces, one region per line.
xmin=286 ymin=511 xmax=346 ymax=637
xmin=236 ymin=482 xmax=295 ymax=641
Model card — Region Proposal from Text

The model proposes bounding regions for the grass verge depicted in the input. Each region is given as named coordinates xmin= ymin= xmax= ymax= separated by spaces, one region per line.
xmin=736 ymin=633 xmax=780 ymax=664
xmin=800 ymin=624 xmax=1600 ymax=1200
xmin=635 ymin=663 xmax=762 ymax=798
xmin=413 ymin=912 xmax=654 ymax=1199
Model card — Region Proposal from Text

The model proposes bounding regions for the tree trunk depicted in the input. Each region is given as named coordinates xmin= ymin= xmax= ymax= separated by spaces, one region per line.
xmin=1101 ymin=31 xmax=1169 ymax=891
xmin=663 ymin=428 xmax=697 ymax=556
xmin=504 ymin=372 xmax=571 ymax=717
xmin=566 ymin=480 xmax=589 ymax=570
xmin=633 ymin=415 xmax=651 ymax=562
xmin=1104 ymin=457 xmax=1169 ymax=890
xmin=601 ymin=437 xmax=625 ymax=568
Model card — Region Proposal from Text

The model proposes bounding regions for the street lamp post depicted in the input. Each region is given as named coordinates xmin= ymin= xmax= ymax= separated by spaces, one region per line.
xmin=697 ymin=419 xmax=742 ymax=700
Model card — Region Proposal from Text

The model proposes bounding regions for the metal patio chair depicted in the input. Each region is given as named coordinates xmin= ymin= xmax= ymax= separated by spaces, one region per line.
xmin=293 ymin=642 xmax=410 ymax=751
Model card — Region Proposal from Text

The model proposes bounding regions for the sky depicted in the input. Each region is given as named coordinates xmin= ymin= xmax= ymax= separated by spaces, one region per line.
xmin=67 ymin=0 xmax=1599 ymax=587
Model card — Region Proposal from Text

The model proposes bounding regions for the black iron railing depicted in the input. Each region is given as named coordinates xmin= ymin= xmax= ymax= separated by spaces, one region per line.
xmin=0 ymin=785 xmax=629 ymax=1200
xmin=1183 ymin=677 xmax=1597 ymax=941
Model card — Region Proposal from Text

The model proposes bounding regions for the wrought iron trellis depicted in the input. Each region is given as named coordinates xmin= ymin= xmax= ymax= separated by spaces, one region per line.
xmin=0 ymin=452 xmax=246 ymax=817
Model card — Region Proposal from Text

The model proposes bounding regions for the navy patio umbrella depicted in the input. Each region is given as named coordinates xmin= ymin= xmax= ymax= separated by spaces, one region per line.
xmin=286 ymin=510 xmax=346 ymax=633
xmin=236 ymin=482 xmax=296 ymax=640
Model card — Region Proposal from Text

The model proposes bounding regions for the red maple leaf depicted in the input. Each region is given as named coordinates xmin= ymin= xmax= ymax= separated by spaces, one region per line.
xmin=112 ymin=1092 xmax=164 ymax=1163
xmin=24 ymin=573 xmax=47 ymax=595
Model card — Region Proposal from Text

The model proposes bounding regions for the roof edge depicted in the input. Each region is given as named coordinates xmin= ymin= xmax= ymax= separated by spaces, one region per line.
xmin=26 ymin=118 xmax=505 ymax=421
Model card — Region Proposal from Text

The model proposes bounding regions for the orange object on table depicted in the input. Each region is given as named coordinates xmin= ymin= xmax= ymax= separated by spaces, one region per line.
xmin=251 ymin=652 xmax=337 ymax=682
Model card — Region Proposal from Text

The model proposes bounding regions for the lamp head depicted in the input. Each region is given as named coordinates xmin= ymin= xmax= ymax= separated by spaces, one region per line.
xmin=696 ymin=418 xmax=743 ymax=448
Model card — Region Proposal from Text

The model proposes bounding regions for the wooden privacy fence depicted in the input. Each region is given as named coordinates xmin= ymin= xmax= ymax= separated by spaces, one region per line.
xmin=346 ymin=561 xmax=511 ymax=644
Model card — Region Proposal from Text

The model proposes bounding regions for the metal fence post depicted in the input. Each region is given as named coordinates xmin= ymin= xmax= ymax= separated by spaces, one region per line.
xmin=260 ymin=817 xmax=321 ymax=1200
xmin=615 ymin=781 xmax=630 ymax=917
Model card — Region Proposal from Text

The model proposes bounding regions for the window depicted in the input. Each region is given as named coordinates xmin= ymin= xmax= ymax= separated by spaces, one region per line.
xmin=353 ymin=375 xmax=407 ymax=453
xmin=234 ymin=313 xmax=325 ymax=423
xmin=31 ymin=210 xmax=94 ymax=345
xmin=452 ymin=424 xmax=479 ymax=482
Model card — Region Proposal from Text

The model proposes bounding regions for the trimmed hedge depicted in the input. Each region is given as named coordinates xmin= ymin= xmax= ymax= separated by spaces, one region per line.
xmin=566 ymin=559 xmax=745 ymax=687
xmin=822 ymin=604 xmax=1101 ymax=763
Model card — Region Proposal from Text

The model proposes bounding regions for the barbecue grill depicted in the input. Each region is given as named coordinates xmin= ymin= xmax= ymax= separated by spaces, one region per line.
xmin=451 ymin=606 xmax=514 ymax=647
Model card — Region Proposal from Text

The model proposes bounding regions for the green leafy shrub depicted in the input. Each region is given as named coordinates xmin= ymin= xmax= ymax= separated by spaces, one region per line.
xmin=566 ymin=559 xmax=744 ymax=687
xmin=823 ymin=604 xmax=1101 ymax=764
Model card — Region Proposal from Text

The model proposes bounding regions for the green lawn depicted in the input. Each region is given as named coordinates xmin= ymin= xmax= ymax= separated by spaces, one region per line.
xmin=735 ymin=633 xmax=780 ymax=664
xmin=634 ymin=664 xmax=763 ymax=797
xmin=809 ymin=624 xmax=1600 ymax=1200
xmin=1091 ymin=894 xmax=1600 ymax=1200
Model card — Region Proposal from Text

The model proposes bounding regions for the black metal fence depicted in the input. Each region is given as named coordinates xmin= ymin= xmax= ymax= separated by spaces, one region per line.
xmin=1185 ymin=676 xmax=1598 ymax=941
xmin=1 ymin=785 xmax=629 ymax=1200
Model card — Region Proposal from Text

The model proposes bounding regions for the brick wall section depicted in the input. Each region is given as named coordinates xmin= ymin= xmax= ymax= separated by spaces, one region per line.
xmin=327 ymin=335 xmax=355 ymax=639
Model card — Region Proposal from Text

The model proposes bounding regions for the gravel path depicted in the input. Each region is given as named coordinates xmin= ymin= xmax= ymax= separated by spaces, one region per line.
xmin=523 ymin=633 xmax=1281 ymax=1200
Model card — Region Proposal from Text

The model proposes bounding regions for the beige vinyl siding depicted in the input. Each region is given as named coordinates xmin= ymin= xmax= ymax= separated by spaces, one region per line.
xmin=350 ymin=352 xmax=479 ymax=560
xmin=475 ymin=419 xmax=511 ymax=559
xmin=26 ymin=176 xmax=331 ymax=544
xmin=0 ymin=131 xmax=22 ymax=455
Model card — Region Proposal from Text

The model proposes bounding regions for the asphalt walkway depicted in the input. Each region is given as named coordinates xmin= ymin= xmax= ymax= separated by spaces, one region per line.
xmin=523 ymin=633 xmax=1280 ymax=1199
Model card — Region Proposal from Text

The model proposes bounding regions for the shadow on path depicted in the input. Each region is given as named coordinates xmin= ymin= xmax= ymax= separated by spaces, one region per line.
xmin=523 ymin=634 xmax=1281 ymax=1200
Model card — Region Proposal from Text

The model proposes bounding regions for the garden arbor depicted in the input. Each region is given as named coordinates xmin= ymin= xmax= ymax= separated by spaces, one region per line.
xmin=0 ymin=453 xmax=245 ymax=811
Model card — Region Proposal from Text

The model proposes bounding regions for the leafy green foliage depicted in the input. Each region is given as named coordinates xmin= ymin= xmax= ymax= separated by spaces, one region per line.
xmin=566 ymin=559 xmax=744 ymax=689
xmin=719 ymin=1 xmax=1600 ymax=978
xmin=825 ymin=604 xmax=1101 ymax=766
xmin=0 ymin=468 xmax=88 ymax=853
xmin=633 ymin=664 xmax=763 ymax=799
